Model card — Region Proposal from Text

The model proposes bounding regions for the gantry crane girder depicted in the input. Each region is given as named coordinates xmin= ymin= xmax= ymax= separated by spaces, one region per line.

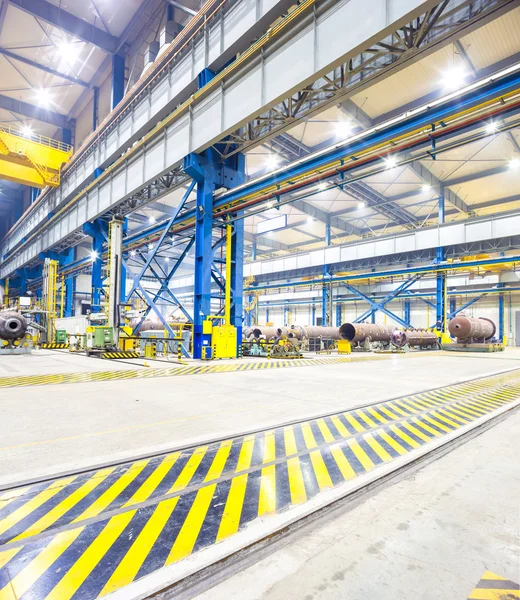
xmin=0 ymin=126 xmax=73 ymax=188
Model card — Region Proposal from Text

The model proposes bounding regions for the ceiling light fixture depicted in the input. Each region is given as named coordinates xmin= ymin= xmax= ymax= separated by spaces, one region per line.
xmin=148 ymin=244 xmax=154 ymax=250
xmin=421 ymin=184 xmax=432 ymax=193
xmin=358 ymin=201 xmax=366 ymax=209
xmin=34 ymin=88 xmax=53 ymax=108
xmin=21 ymin=125 xmax=33 ymax=138
xmin=485 ymin=121 xmax=498 ymax=134
xmin=509 ymin=158 xmax=520 ymax=170
xmin=384 ymin=156 xmax=397 ymax=169
xmin=148 ymin=216 xmax=156 ymax=224
xmin=441 ymin=66 xmax=467 ymax=91
xmin=317 ymin=181 xmax=326 ymax=191
xmin=335 ymin=121 xmax=353 ymax=139
xmin=90 ymin=250 xmax=98 ymax=261
xmin=265 ymin=154 xmax=279 ymax=170
xmin=130 ymin=250 xmax=136 ymax=257
xmin=58 ymin=41 xmax=81 ymax=62
xmin=266 ymin=200 xmax=274 ymax=208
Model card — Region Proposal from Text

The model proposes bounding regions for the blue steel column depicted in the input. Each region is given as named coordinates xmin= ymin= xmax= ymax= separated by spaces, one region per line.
xmin=184 ymin=149 xmax=244 ymax=358
xmin=111 ymin=55 xmax=125 ymax=109
xmin=62 ymin=248 xmax=75 ymax=317
xmin=404 ymin=300 xmax=411 ymax=326
xmin=82 ymin=220 xmax=106 ymax=313
xmin=230 ymin=216 xmax=244 ymax=352
xmin=336 ymin=302 xmax=342 ymax=327
xmin=265 ymin=304 xmax=270 ymax=323
xmin=498 ymin=284 xmax=505 ymax=341
xmin=449 ymin=297 xmax=456 ymax=316
xmin=284 ymin=300 xmax=289 ymax=325
xmin=436 ymin=187 xmax=446 ymax=330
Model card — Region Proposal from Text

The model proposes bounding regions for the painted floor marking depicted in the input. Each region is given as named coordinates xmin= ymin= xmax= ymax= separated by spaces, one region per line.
xmin=0 ymin=370 xmax=519 ymax=599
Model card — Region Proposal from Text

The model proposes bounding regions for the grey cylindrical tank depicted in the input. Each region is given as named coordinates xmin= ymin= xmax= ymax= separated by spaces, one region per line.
xmin=391 ymin=329 xmax=439 ymax=348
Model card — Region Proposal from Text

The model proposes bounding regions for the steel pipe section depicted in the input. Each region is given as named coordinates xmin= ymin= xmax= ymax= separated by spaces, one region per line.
xmin=448 ymin=316 xmax=496 ymax=342
xmin=0 ymin=311 xmax=28 ymax=341
xmin=391 ymin=329 xmax=439 ymax=348
xmin=339 ymin=323 xmax=393 ymax=343
xmin=251 ymin=326 xmax=279 ymax=340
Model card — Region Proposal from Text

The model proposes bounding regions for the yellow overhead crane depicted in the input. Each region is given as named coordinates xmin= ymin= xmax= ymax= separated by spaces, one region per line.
xmin=0 ymin=125 xmax=73 ymax=188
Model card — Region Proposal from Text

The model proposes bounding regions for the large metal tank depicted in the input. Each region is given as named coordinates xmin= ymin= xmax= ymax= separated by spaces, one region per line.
xmin=339 ymin=323 xmax=393 ymax=343
xmin=448 ymin=316 xmax=496 ymax=342
xmin=0 ymin=311 xmax=28 ymax=341
xmin=252 ymin=326 xmax=279 ymax=340
xmin=391 ymin=329 xmax=439 ymax=348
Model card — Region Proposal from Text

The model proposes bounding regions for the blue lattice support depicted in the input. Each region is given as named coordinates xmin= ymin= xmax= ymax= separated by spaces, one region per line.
xmin=82 ymin=220 xmax=107 ymax=313
xmin=404 ymin=300 xmax=411 ymax=326
xmin=336 ymin=302 xmax=342 ymax=327
xmin=230 ymin=217 xmax=244 ymax=352
xmin=184 ymin=149 xmax=245 ymax=358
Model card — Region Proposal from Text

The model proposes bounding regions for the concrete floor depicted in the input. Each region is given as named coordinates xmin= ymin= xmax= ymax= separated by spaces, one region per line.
xmin=1 ymin=350 xmax=520 ymax=486
xmin=194 ymin=409 xmax=520 ymax=600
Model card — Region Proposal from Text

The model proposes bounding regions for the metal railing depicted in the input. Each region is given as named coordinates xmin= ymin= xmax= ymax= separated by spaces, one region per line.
xmin=0 ymin=124 xmax=73 ymax=153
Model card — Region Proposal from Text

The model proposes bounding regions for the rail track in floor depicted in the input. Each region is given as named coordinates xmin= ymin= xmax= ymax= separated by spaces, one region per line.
xmin=1 ymin=368 xmax=519 ymax=599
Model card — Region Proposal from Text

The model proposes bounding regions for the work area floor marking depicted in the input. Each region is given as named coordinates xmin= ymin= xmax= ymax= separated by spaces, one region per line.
xmin=0 ymin=370 xmax=519 ymax=599
xmin=0 ymin=353 xmax=424 ymax=389
xmin=467 ymin=571 xmax=520 ymax=599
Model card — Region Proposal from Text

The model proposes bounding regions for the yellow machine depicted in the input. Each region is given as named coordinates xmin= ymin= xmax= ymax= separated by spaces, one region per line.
xmin=212 ymin=324 xmax=238 ymax=359
xmin=0 ymin=125 xmax=73 ymax=187
xmin=337 ymin=339 xmax=352 ymax=354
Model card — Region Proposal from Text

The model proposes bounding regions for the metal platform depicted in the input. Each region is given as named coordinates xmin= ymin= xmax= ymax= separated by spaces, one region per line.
xmin=0 ymin=369 xmax=519 ymax=599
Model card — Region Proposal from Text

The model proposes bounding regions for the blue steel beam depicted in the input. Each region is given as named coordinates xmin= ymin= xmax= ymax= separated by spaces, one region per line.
xmin=346 ymin=282 xmax=410 ymax=328
xmin=9 ymin=0 xmax=118 ymax=53
xmin=0 ymin=93 xmax=72 ymax=128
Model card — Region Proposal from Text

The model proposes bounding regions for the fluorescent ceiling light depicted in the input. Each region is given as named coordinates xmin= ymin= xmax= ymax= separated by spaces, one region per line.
xmin=441 ymin=66 xmax=467 ymax=91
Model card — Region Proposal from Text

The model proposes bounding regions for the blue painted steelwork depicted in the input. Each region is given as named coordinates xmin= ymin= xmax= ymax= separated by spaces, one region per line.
xmin=495 ymin=282 xmax=505 ymax=340
xmin=265 ymin=305 xmax=270 ymax=323
xmin=404 ymin=300 xmax=411 ymax=326
xmin=184 ymin=149 xmax=245 ymax=358
xmin=336 ymin=302 xmax=342 ymax=327
xmin=311 ymin=304 xmax=316 ymax=325
xmin=436 ymin=190 xmax=446 ymax=330
xmin=321 ymin=266 xmax=330 ymax=326
xmin=93 ymin=86 xmax=99 ymax=131
xmin=284 ymin=300 xmax=290 ymax=325
xmin=450 ymin=296 xmax=456 ymax=315
xmin=448 ymin=293 xmax=487 ymax=319
xmin=350 ymin=276 xmax=420 ymax=326
xmin=111 ymin=55 xmax=125 ymax=109
xmin=231 ymin=218 xmax=245 ymax=351
xmin=30 ymin=187 xmax=39 ymax=204
xmin=82 ymin=220 xmax=107 ymax=312
xmin=217 ymin=69 xmax=520 ymax=210
xmin=62 ymin=128 xmax=72 ymax=146
xmin=61 ymin=247 xmax=75 ymax=317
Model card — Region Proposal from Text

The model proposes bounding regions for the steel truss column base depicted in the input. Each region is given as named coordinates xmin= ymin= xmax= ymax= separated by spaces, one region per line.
xmin=184 ymin=149 xmax=245 ymax=359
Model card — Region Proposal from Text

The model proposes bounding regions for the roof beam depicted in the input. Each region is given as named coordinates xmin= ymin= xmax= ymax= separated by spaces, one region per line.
xmin=0 ymin=93 xmax=72 ymax=128
xmin=409 ymin=162 xmax=472 ymax=216
xmin=8 ymin=0 xmax=118 ymax=53
xmin=244 ymin=230 xmax=289 ymax=252
xmin=292 ymin=199 xmax=363 ymax=236
xmin=167 ymin=0 xmax=197 ymax=17
xmin=0 ymin=48 xmax=89 ymax=86
xmin=338 ymin=99 xmax=372 ymax=130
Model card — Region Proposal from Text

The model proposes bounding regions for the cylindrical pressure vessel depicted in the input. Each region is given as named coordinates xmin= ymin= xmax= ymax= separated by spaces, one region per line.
xmin=0 ymin=311 xmax=28 ymax=341
xmin=301 ymin=326 xmax=340 ymax=340
xmin=252 ymin=326 xmax=278 ymax=340
xmin=391 ymin=329 xmax=439 ymax=348
xmin=339 ymin=323 xmax=393 ymax=343
xmin=448 ymin=316 xmax=496 ymax=342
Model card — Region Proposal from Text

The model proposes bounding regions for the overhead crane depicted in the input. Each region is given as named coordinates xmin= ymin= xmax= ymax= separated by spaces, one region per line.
xmin=0 ymin=125 xmax=72 ymax=188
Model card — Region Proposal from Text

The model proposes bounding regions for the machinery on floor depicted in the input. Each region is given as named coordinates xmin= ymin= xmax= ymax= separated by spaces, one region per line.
xmin=445 ymin=315 xmax=504 ymax=352
xmin=0 ymin=310 xmax=32 ymax=354
xmin=390 ymin=328 xmax=440 ymax=351
xmin=339 ymin=323 xmax=394 ymax=351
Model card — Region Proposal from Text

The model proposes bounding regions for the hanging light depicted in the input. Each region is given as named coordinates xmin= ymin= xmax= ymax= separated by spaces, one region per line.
xmin=441 ymin=66 xmax=467 ymax=91
xmin=384 ymin=156 xmax=397 ymax=169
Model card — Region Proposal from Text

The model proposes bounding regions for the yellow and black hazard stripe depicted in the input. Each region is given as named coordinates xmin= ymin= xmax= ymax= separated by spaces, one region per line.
xmin=0 ymin=352 xmax=422 ymax=389
xmin=0 ymin=370 xmax=519 ymax=600
xmin=101 ymin=351 xmax=140 ymax=359
xmin=467 ymin=571 xmax=520 ymax=599
xmin=40 ymin=343 xmax=69 ymax=349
